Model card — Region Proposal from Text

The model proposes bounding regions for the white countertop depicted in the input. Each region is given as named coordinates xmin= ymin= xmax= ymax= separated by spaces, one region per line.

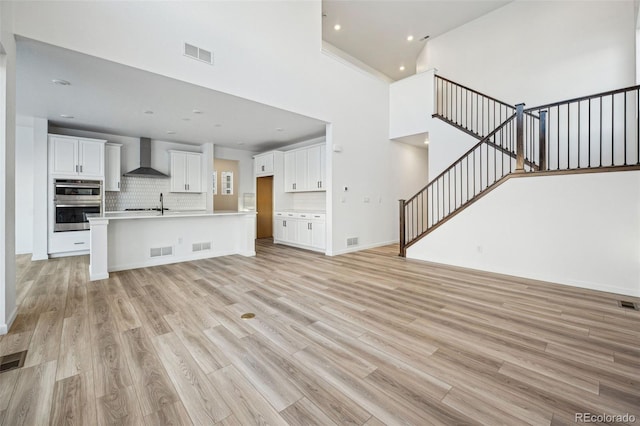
xmin=275 ymin=209 xmax=326 ymax=214
xmin=88 ymin=210 xmax=256 ymax=221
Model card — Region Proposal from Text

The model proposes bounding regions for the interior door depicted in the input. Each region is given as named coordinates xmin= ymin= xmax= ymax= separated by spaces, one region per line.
xmin=256 ymin=176 xmax=273 ymax=239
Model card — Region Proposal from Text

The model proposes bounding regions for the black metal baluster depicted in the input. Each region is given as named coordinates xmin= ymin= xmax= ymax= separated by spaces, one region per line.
xmin=577 ymin=102 xmax=581 ymax=168
xmin=624 ymin=92 xmax=627 ymax=165
xmin=599 ymin=96 xmax=603 ymax=167
xmin=587 ymin=98 xmax=591 ymax=167
xmin=567 ymin=103 xmax=570 ymax=169
xmin=556 ymin=106 xmax=560 ymax=170
xmin=611 ymin=94 xmax=614 ymax=166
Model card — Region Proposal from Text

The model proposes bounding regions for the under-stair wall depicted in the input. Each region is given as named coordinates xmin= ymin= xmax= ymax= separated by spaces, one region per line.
xmin=406 ymin=170 xmax=640 ymax=297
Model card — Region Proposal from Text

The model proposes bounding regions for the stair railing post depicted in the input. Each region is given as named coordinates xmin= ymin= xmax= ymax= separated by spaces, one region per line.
xmin=538 ymin=110 xmax=547 ymax=171
xmin=515 ymin=103 xmax=525 ymax=171
xmin=398 ymin=199 xmax=406 ymax=257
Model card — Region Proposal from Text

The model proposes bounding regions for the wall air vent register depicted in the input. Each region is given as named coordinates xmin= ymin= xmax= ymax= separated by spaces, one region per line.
xmin=184 ymin=43 xmax=214 ymax=65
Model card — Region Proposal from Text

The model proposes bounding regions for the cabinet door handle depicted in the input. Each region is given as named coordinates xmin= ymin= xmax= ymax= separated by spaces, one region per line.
xmin=74 ymin=242 xmax=85 ymax=245
xmin=80 ymin=165 xmax=83 ymax=173
xmin=75 ymin=165 xmax=78 ymax=172
xmin=117 ymin=181 xmax=120 ymax=189
xmin=283 ymin=220 xmax=286 ymax=227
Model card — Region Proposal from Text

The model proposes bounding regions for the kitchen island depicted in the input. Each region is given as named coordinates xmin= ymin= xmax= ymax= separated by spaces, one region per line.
xmin=87 ymin=210 xmax=256 ymax=281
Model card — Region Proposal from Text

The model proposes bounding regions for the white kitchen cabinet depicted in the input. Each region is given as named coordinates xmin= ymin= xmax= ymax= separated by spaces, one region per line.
xmin=105 ymin=143 xmax=122 ymax=191
xmin=254 ymin=152 xmax=275 ymax=176
xmin=48 ymin=230 xmax=90 ymax=254
xmin=49 ymin=135 xmax=105 ymax=178
xmin=169 ymin=151 xmax=203 ymax=193
xmin=273 ymin=211 xmax=325 ymax=252
xmin=283 ymin=143 xmax=326 ymax=192
xmin=307 ymin=144 xmax=326 ymax=190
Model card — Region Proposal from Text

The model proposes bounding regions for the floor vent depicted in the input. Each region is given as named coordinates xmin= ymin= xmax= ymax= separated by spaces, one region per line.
xmin=184 ymin=42 xmax=214 ymax=65
xmin=0 ymin=350 xmax=27 ymax=374
xmin=618 ymin=300 xmax=639 ymax=310
xmin=192 ymin=242 xmax=212 ymax=252
xmin=150 ymin=246 xmax=173 ymax=258
xmin=347 ymin=237 xmax=359 ymax=247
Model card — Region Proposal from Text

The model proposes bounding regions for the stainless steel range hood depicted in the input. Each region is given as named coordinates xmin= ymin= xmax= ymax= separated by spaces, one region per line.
xmin=124 ymin=137 xmax=169 ymax=178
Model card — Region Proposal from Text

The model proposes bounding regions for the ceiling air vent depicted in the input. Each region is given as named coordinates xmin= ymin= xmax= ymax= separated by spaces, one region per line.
xmin=184 ymin=42 xmax=214 ymax=65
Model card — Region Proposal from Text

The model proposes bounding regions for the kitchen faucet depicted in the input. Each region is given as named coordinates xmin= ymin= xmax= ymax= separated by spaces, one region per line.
xmin=160 ymin=193 xmax=164 ymax=215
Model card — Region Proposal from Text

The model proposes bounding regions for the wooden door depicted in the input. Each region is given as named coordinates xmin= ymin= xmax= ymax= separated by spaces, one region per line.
xmin=256 ymin=176 xmax=273 ymax=238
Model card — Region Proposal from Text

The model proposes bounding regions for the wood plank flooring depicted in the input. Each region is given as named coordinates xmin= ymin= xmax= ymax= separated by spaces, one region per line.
xmin=1 ymin=240 xmax=639 ymax=425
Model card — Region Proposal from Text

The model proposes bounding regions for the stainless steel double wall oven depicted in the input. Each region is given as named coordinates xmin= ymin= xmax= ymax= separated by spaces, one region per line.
xmin=53 ymin=179 xmax=102 ymax=232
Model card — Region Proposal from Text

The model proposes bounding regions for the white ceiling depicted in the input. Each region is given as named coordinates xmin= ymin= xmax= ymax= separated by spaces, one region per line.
xmin=322 ymin=0 xmax=511 ymax=81
xmin=16 ymin=38 xmax=327 ymax=151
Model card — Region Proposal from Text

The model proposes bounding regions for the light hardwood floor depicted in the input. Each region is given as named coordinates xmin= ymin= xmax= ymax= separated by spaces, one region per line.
xmin=1 ymin=240 xmax=638 ymax=425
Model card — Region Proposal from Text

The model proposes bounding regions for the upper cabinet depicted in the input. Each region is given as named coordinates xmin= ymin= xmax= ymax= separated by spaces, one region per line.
xmin=104 ymin=143 xmax=122 ymax=191
xmin=49 ymin=135 xmax=106 ymax=178
xmin=254 ymin=152 xmax=275 ymax=176
xmin=169 ymin=150 xmax=203 ymax=193
xmin=284 ymin=143 xmax=326 ymax=192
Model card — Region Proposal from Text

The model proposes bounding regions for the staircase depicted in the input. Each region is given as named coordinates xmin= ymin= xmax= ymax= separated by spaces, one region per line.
xmin=399 ymin=77 xmax=640 ymax=256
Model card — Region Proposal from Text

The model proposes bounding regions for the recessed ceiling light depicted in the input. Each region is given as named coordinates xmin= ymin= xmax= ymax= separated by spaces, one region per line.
xmin=192 ymin=109 xmax=203 ymax=114
xmin=214 ymin=124 xmax=222 ymax=127
xmin=334 ymin=24 xmax=341 ymax=31
xmin=59 ymin=114 xmax=74 ymax=119
xmin=182 ymin=118 xmax=190 ymax=121
xmin=399 ymin=65 xmax=406 ymax=71
xmin=166 ymin=130 xmax=176 ymax=134
xmin=407 ymin=35 xmax=414 ymax=42
xmin=236 ymin=141 xmax=245 ymax=145
xmin=276 ymin=128 xmax=284 ymax=132
xmin=143 ymin=110 xmax=154 ymax=115
xmin=52 ymin=79 xmax=71 ymax=86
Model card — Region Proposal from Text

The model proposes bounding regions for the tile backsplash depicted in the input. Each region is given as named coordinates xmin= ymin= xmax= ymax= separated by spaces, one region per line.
xmin=105 ymin=176 xmax=206 ymax=211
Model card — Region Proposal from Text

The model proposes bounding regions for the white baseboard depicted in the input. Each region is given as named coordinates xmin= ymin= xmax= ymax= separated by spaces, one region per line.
xmin=330 ymin=239 xmax=398 ymax=256
xmin=0 ymin=306 xmax=18 ymax=335
xmin=108 ymin=249 xmax=239 ymax=273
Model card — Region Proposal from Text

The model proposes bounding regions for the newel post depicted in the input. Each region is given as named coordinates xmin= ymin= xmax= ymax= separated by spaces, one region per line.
xmin=398 ymin=199 xmax=406 ymax=257
xmin=515 ymin=103 xmax=525 ymax=171
xmin=538 ymin=110 xmax=547 ymax=171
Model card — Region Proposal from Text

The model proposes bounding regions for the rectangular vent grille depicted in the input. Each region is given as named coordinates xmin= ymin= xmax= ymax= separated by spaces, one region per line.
xmin=347 ymin=237 xmax=359 ymax=247
xmin=192 ymin=242 xmax=212 ymax=252
xmin=150 ymin=246 xmax=173 ymax=258
xmin=0 ymin=350 xmax=27 ymax=374
xmin=619 ymin=300 xmax=639 ymax=310
xmin=184 ymin=43 xmax=214 ymax=65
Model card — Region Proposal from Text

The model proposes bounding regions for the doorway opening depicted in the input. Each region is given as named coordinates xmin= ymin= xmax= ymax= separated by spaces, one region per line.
xmin=256 ymin=176 xmax=273 ymax=239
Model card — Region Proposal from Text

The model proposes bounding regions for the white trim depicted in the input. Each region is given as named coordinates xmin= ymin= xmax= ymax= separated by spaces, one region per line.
xmin=107 ymin=249 xmax=241 ymax=273
xmin=273 ymin=239 xmax=325 ymax=254
xmin=89 ymin=272 xmax=109 ymax=281
xmin=0 ymin=306 xmax=18 ymax=335
xmin=329 ymin=239 xmax=398 ymax=256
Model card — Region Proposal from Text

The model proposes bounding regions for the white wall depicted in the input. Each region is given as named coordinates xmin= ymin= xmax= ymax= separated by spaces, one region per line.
xmin=418 ymin=1 xmax=635 ymax=107
xmin=15 ymin=122 xmax=33 ymax=254
xmin=407 ymin=171 xmax=640 ymax=297
xmin=12 ymin=1 xmax=408 ymax=255
xmin=0 ymin=0 xmax=17 ymax=334
xmin=389 ymin=70 xmax=434 ymax=140
xmin=31 ymin=117 xmax=48 ymax=260
xmin=389 ymin=69 xmax=479 ymax=182
xmin=214 ymin=146 xmax=256 ymax=210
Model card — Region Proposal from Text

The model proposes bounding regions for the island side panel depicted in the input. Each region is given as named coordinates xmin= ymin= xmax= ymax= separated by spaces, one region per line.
xmin=107 ymin=214 xmax=256 ymax=272
xmin=89 ymin=218 xmax=110 ymax=280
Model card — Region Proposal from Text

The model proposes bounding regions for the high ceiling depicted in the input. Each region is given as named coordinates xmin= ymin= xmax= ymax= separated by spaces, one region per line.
xmin=16 ymin=2 xmax=512 ymax=150
xmin=16 ymin=38 xmax=326 ymax=151
xmin=322 ymin=0 xmax=511 ymax=81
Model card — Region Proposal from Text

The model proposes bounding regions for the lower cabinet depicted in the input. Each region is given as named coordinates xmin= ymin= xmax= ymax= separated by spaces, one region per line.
xmin=273 ymin=211 xmax=325 ymax=252
xmin=48 ymin=230 xmax=90 ymax=255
